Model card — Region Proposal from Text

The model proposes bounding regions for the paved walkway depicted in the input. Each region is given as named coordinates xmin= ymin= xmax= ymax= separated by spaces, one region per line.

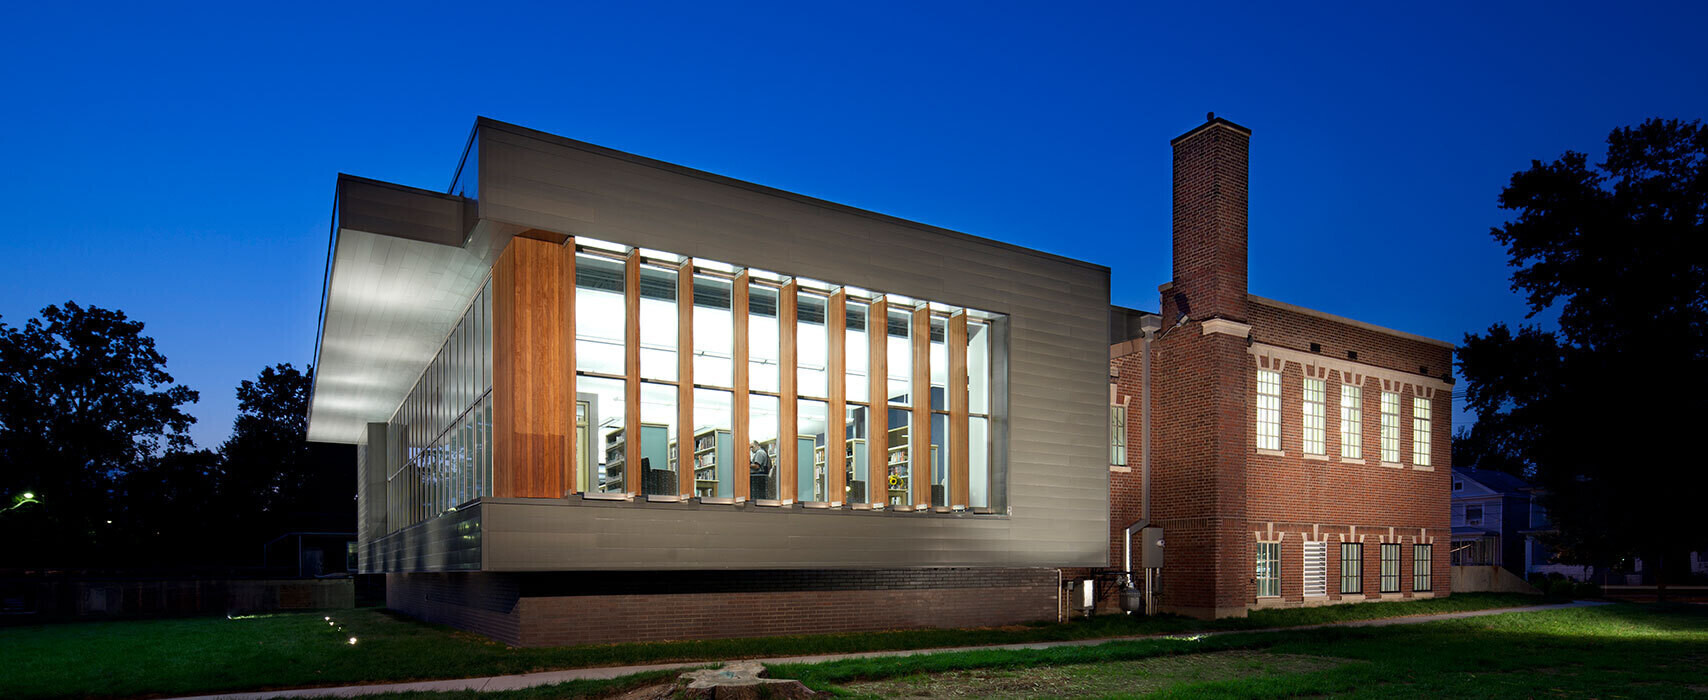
xmin=174 ymin=600 xmax=1609 ymax=699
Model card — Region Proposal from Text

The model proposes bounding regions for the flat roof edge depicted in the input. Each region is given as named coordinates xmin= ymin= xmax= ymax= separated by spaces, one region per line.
xmin=1248 ymin=294 xmax=1456 ymax=349
xmin=471 ymin=116 xmax=1111 ymax=274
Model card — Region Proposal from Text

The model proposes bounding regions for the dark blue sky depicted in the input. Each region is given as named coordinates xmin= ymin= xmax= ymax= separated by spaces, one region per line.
xmin=2 ymin=1 xmax=1704 ymax=449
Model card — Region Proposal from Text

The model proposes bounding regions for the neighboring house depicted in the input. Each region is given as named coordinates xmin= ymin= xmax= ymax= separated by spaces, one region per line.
xmin=1449 ymin=468 xmax=1530 ymax=574
xmin=308 ymin=115 xmax=1454 ymax=645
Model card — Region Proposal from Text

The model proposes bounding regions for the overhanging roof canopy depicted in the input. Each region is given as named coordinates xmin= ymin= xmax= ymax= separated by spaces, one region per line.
xmin=308 ymin=175 xmax=494 ymax=444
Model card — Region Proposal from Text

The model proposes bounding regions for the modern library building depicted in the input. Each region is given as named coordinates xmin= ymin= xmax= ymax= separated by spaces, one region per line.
xmin=311 ymin=115 xmax=1451 ymax=645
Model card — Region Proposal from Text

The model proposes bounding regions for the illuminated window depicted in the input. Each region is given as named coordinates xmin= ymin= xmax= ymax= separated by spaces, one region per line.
xmin=1256 ymin=369 xmax=1281 ymax=451
xmin=1340 ymin=542 xmax=1362 ymax=594
xmin=1412 ymin=396 xmax=1432 ymax=467
xmin=1413 ymin=544 xmax=1433 ymax=591
xmin=1380 ymin=391 xmax=1401 ymax=463
xmin=1380 ymin=543 xmax=1401 ymax=593
xmin=1340 ymin=383 xmax=1362 ymax=460
xmin=1302 ymin=378 xmax=1326 ymax=455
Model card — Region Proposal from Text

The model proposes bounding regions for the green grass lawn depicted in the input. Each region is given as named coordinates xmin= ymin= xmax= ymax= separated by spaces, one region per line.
xmin=0 ymin=592 xmax=1542 ymax=699
xmin=770 ymin=602 xmax=1708 ymax=698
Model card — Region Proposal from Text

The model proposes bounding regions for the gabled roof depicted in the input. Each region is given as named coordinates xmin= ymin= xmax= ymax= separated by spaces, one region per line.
xmin=1453 ymin=467 xmax=1531 ymax=496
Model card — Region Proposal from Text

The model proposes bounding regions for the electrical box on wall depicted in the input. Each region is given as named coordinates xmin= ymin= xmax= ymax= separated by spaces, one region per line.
xmin=1141 ymin=526 xmax=1164 ymax=568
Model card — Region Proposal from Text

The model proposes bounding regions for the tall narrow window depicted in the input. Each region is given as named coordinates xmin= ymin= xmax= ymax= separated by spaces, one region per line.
xmin=1380 ymin=543 xmax=1401 ymax=593
xmin=749 ymin=285 xmax=780 ymax=393
xmin=1255 ymin=542 xmax=1281 ymax=597
xmin=638 ymin=264 xmax=678 ymax=382
xmin=798 ymin=399 xmax=830 ymax=502
xmin=1340 ymin=542 xmax=1363 ymax=594
xmin=1413 ymin=544 xmax=1433 ymax=591
xmin=1340 ymin=383 xmax=1362 ymax=460
xmin=928 ymin=315 xmax=948 ymax=507
xmin=1412 ymin=396 xmax=1432 ymax=467
xmin=1256 ymin=369 xmax=1281 ymax=451
xmin=797 ymin=292 xmax=829 ymax=398
xmin=1110 ymin=403 xmax=1128 ymax=466
xmin=1303 ymin=541 xmax=1328 ymax=597
xmin=885 ymin=306 xmax=912 ymax=506
xmin=1380 ymin=391 xmax=1401 ymax=463
xmin=691 ymin=388 xmax=734 ymax=498
xmin=843 ymin=300 xmax=869 ymax=501
xmin=967 ymin=320 xmax=991 ymax=508
xmin=638 ymin=382 xmax=677 ymax=496
xmin=692 ymin=274 xmax=734 ymax=388
xmin=749 ymin=394 xmax=780 ymax=500
xmin=1302 ymin=378 xmax=1326 ymax=455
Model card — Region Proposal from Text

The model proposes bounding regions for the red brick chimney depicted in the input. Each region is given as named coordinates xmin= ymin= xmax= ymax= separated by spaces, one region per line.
xmin=1167 ymin=113 xmax=1251 ymax=325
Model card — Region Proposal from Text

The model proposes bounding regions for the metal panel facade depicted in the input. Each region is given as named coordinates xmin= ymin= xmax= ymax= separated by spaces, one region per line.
xmin=359 ymin=118 xmax=1111 ymax=571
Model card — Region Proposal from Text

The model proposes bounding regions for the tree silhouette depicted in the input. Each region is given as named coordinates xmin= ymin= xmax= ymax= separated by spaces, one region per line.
xmin=0 ymin=302 xmax=199 ymax=566
xmin=1460 ymin=118 xmax=1707 ymax=584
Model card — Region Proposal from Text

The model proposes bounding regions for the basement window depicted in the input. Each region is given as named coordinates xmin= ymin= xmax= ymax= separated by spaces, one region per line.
xmin=1255 ymin=542 xmax=1281 ymax=597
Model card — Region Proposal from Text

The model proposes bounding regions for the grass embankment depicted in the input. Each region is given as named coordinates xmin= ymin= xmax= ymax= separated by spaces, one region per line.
xmin=0 ymin=592 xmax=1539 ymax=698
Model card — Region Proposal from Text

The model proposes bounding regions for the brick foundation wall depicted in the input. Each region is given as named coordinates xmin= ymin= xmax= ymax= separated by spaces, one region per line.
xmin=388 ymin=568 xmax=1059 ymax=646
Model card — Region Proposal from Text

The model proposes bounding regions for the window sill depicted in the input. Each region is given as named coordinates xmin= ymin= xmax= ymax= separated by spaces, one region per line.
xmin=1303 ymin=453 xmax=1329 ymax=461
xmin=1412 ymin=465 xmax=1435 ymax=472
xmin=1110 ymin=465 xmax=1132 ymax=473
xmin=752 ymin=498 xmax=786 ymax=507
xmin=801 ymin=501 xmax=832 ymax=509
xmin=1339 ymin=458 xmax=1366 ymax=465
xmin=697 ymin=496 xmax=737 ymax=506
xmin=581 ymin=492 xmax=633 ymax=502
xmin=1379 ymin=462 xmax=1403 ymax=469
xmin=1256 ymin=449 xmax=1286 ymax=457
xmin=644 ymin=494 xmax=686 ymax=503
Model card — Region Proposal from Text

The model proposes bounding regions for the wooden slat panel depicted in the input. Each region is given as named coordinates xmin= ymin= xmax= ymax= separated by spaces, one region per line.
xmin=563 ymin=239 xmax=578 ymax=495
xmin=623 ymin=250 xmax=641 ymax=495
xmin=732 ymin=272 xmax=750 ymax=501
xmin=778 ymin=280 xmax=799 ymax=503
xmin=868 ymin=298 xmax=888 ymax=507
xmin=491 ymin=235 xmax=570 ymax=498
xmin=827 ymin=289 xmax=847 ymax=506
xmin=677 ymin=259 xmax=695 ymax=497
xmin=912 ymin=304 xmax=930 ymax=509
xmin=949 ymin=311 xmax=969 ymax=507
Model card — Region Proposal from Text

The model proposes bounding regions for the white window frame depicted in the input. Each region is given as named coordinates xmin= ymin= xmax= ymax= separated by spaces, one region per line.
xmin=1412 ymin=396 xmax=1432 ymax=467
xmin=1256 ymin=370 xmax=1281 ymax=452
xmin=1380 ymin=391 xmax=1401 ymax=463
xmin=1340 ymin=383 xmax=1362 ymax=460
xmin=1302 ymin=378 xmax=1326 ymax=456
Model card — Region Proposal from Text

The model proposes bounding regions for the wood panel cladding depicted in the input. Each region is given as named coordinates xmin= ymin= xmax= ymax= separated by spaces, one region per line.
xmin=732 ymin=272 xmax=751 ymax=501
xmin=827 ymin=289 xmax=847 ymax=505
xmin=491 ymin=236 xmax=571 ymax=499
xmin=867 ymin=298 xmax=888 ymax=507
xmin=911 ymin=305 xmax=931 ymax=509
xmin=778 ymin=280 xmax=799 ymax=503
xmin=623 ymin=251 xmax=641 ymax=494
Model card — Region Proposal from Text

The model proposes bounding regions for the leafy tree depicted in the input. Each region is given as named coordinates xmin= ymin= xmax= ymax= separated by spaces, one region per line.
xmin=0 ymin=302 xmax=198 ymax=566
xmin=219 ymin=364 xmax=353 ymax=545
xmin=1461 ymin=118 xmax=1707 ymax=586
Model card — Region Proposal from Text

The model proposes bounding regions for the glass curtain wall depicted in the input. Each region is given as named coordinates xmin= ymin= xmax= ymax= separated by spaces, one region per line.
xmin=386 ymin=237 xmax=1009 ymax=525
xmin=384 ymin=279 xmax=494 ymax=533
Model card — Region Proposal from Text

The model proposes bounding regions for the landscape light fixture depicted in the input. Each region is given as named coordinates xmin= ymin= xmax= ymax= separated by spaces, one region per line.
xmin=4 ymin=491 xmax=40 ymax=513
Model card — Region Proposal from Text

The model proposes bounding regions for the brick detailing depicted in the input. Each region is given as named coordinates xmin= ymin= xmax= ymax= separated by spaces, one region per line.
xmin=1168 ymin=118 xmax=1251 ymax=325
xmin=388 ymin=568 xmax=1059 ymax=646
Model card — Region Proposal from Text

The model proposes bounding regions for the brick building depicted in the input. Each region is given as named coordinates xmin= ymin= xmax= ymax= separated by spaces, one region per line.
xmin=1093 ymin=117 xmax=1454 ymax=617
xmin=309 ymin=115 xmax=1451 ymax=645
